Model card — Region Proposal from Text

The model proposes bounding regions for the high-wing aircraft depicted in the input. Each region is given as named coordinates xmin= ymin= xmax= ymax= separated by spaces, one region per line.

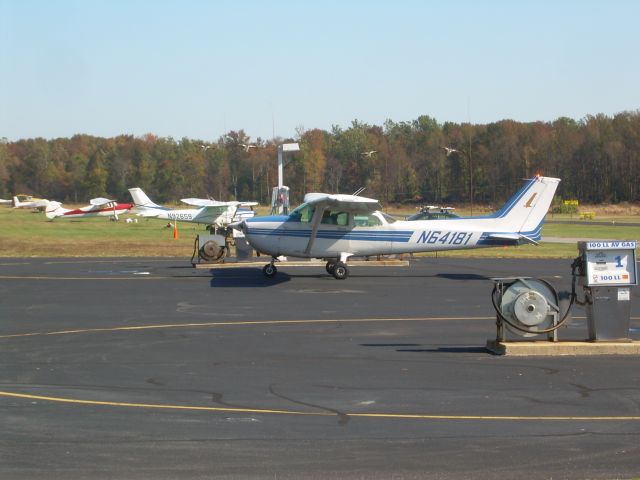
xmin=13 ymin=195 xmax=51 ymax=211
xmin=233 ymin=175 xmax=560 ymax=279
xmin=45 ymin=198 xmax=133 ymax=220
xmin=128 ymin=187 xmax=257 ymax=228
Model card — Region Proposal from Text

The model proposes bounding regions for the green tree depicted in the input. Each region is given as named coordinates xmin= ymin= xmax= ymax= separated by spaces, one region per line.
xmin=83 ymin=150 xmax=108 ymax=198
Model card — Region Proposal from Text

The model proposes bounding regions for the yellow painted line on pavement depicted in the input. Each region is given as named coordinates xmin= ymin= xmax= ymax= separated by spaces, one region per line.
xmin=0 ymin=275 xmax=171 ymax=281
xmin=1 ymin=315 xmax=638 ymax=340
xmin=1 ymin=390 xmax=639 ymax=421
xmin=0 ymin=316 xmax=493 ymax=339
xmin=0 ymin=391 xmax=321 ymax=417
xmin=43 ymin=259 xmax=183 ymax=264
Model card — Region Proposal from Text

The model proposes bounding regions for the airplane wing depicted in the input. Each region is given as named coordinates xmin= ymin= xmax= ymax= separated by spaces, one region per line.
xmin=182 ymin=198 xmax=259 ymax=208
xmin=180 ymin=198 xmax=226 ymax=207
xmin=89 ymin=197 xmax=115 ymax=206
xmin=303 ymin=193 xmax=381 ymax=212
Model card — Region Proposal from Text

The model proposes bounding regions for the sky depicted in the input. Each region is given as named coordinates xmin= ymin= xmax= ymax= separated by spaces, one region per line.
xmin=1 ymin=0 xmax=639 ymax=142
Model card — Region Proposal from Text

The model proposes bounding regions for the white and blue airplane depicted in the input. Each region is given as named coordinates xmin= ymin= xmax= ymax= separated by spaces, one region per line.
xmin=232 ymin=175 xmax=560 ymax=279
xmin=128 ymin=187 xmax=257 ymax=228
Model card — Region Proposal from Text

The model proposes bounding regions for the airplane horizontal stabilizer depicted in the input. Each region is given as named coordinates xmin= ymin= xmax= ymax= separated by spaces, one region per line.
xmin=133 ymin=208 xmax=163 ymax=218
xmin=486 ymin=233 xmax=540 ymax=246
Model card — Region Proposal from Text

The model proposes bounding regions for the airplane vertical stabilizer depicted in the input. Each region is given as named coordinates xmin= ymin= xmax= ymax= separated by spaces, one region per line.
xmin=491 ymin=176 xmax=560 ymax=237
xmin=128 ymin=187 xmax=162 ymax=208
xmin=45 ymin=202 xmax=68 ymax=219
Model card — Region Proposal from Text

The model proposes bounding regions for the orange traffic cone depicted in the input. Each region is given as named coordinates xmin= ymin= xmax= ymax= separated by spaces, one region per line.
xmin=173 ymin=221 xmax=179 ymax=240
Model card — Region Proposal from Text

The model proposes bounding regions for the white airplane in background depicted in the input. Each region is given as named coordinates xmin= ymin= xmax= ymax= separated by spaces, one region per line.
xmin=0 ymin=198 xmax=12 ymax=205
xmin=128 ymin=188 xmax=257 ymax=228
xmin=180 ymin=197 xmax=258 ymax=224
xmin=13 ymin=195 xmax=51 ymax=211
xmin=232 ymin=175 xmax=561 ymax=279
xmin=45 ymin=198 xmax=133 ymax=220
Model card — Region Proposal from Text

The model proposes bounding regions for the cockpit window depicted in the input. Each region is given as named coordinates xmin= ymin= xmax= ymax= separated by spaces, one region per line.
xmin=321 ymin=210 xmax=349 ymax=226
xmin=288 ymin=203 xmax=315 ymax=222
xmin=353 ymin=213 xmax=382 ymax=227
xmin=208 ymin=206 xmax=228 ymax=215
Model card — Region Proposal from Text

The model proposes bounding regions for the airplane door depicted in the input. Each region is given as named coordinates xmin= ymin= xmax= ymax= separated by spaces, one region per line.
xmin=334 ymin=211 xmax=351 ymax=253
xmin=317 ymin=210 xmax=351 ymax=256
xmin=352 ymin=212 xmax=389 ymax=255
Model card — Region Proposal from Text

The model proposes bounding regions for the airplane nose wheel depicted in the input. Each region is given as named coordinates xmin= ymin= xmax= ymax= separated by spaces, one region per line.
xmin=331 ymin=262 xmax=349 ymax=280
xmin=263 ymin=263 xmax=277 ymax=278
xmin=325 ymin=262 xmax=335 ymax=275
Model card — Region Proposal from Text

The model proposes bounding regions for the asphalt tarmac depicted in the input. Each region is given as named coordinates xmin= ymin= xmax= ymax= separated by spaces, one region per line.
xmin=1 ymin=256 xmax=640 ymax=480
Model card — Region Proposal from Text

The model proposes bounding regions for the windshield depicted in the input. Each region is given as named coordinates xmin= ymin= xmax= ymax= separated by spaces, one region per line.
xmin=288 ymin=203 xmax=315 ymax=222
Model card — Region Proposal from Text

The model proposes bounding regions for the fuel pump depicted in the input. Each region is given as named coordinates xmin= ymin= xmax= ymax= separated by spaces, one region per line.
xmin=489 ymin=241 xmax=638 ymax=353
xmin=574 ymin=241 xmax=637 ymax=341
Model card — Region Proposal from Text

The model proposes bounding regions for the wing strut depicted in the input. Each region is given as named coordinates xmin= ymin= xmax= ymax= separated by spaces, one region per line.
xmin=304 ymin=205 xmax=326 ymax=255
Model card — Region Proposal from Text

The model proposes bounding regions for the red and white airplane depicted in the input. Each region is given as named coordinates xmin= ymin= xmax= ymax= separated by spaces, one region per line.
xmin=45 ymin=197 xmax=133 ymax=220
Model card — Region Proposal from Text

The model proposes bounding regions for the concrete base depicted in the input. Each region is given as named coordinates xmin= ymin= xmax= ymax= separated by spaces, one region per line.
xmin=486 ymin=339 xmax=640 ymax=356
xmin=194 ymin=259 xmax=410 ymax=269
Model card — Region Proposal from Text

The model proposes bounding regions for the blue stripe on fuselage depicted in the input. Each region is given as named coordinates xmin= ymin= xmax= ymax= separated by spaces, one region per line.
xmin=246 ymin=226 xmax=414 ymax=243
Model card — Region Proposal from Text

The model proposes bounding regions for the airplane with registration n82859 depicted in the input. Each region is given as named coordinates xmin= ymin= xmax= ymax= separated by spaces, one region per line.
xmin=128 ymin=187 xmax=257 ymax=228
xmin=232 ymin=175 xmax=560 ymax=280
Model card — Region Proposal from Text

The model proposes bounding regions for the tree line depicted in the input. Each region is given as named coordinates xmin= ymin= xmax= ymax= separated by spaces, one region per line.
xmin=1 ymin=111 xmax=639 ymax=207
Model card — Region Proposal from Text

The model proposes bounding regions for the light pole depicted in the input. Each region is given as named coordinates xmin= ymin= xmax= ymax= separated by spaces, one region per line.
xmin=200 ymin=145 xmax=217 ymax=198
xmin=468 ymin=141 xmax=473 ymax=216
xmin=271 ymin=142 xmax=299 ymax=215
xmin=277 ymin=142 xmax=299 ymax=190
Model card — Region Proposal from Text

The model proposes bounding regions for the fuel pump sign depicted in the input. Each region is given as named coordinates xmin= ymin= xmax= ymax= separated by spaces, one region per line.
xmin=579 ymin=241 xmax=637 ymax=287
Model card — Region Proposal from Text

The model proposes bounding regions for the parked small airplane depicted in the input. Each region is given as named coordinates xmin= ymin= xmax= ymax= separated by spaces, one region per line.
xmin=180 ymin=197 xmax=258 ymax=223
xmin=407 ymin=205 xmax=459 ymax=221
xmin=128 ymin=188 xmax=257 ymax=228
xmin=232 ymin=175 xmax=561 ymax=279
xmin=45 ymin=198 xmax=133 ymax=220
xmin=13 ymin=195 xmax=51 ymax=211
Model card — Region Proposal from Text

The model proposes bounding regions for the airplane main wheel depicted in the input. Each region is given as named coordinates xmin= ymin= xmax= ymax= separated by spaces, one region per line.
xmin=332 ymin=262 xmax=349 ymax=280
xmin=325 ymin=262 xmax=336 ymax=275
xmin=263 ymin=264 xmax=277 ymax=278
